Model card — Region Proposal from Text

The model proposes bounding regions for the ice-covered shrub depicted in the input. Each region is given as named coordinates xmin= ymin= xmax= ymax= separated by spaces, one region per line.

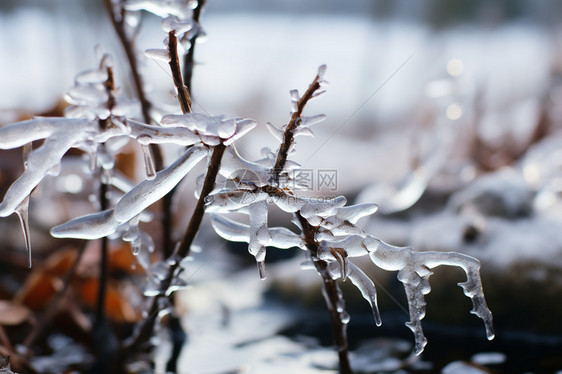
xmin=0 ymin=1 xmax=494 ymax=373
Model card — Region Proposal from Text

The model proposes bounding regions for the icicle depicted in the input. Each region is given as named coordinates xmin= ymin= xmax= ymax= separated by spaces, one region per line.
xmin=140 ymin=144 xmax=156 ymax=180
xmin=257 ymin=260 xmax=267 ymax=280
xmin=15 ymin=196 xmax=32 ymax=268
xmin=347 ymin=262 xmax=382 ymax=326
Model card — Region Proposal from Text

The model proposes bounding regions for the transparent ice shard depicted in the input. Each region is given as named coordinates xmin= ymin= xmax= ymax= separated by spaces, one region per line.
xmin=114 ymin=146 xmax=206 ymax=223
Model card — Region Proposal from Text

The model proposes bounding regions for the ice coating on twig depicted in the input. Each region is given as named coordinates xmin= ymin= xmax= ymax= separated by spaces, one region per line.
xmin=144 ymin=48 xmax=171 ymax=62
xmin=324 ymin=260 xmax=382 ymax=327
xmin=248 ymin=201 xmax=272 ymax=279
xmin=160 ymin=114 xmax=256 ymax=146
xmin=0 ymin=118 xmax=92 ymax=217
xmin=51 ymin=209 xmax=120 ymax=240
xmin=52 ymin=146 xmax=207 ymax=240
xmin=115 ymin=146 xmax=206 ymax=222
xmin=369 ymin=240 xmax=495 ymax=354
xmin=211 ymin=215 xmax=303 ymax=249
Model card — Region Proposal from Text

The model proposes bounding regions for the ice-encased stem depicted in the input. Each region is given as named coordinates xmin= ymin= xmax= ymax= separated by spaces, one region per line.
xmin=114 ymin=145 xmax=207 ymax=223
xmin=297 ymin=214 xmax=353 ymax=374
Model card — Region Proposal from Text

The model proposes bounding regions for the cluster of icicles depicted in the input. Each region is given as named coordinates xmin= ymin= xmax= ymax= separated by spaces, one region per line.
xmin=0 ymin=55 xmax=493 ymax=356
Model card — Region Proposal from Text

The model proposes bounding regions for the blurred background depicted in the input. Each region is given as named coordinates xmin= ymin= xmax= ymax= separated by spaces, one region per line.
xmin=1 ymin=1 xmax=562 ymax=373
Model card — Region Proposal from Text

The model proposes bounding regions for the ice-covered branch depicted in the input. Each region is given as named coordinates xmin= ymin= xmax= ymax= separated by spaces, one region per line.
xmin=272 ymin=65 xmax=327 ymax=182
xmin=50 ymin=145 xmax=207 ymax=240
xmin=318 ymin=234 xmax=494 ymax=355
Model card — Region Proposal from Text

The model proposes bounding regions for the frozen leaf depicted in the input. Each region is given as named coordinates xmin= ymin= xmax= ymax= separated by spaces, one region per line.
xmin=0 ymin=301 xmax=32 ymax=326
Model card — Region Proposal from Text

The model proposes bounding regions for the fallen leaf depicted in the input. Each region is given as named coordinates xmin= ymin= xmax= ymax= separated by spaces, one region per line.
xmin=0 ymin=301 xmax=31 ymax=326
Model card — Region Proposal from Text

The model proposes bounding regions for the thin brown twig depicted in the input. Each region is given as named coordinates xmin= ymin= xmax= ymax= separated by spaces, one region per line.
xmin=183 ymin=0 xmax=207 ymax=94
xmin=297 ymin=215 xmax=353 ymax=374
xmin=273 ymin=72 xmax=322 ymax=182
xmin=168 ymin=31 xmax=192 ymax=114
xmin=124 ymin=143 xmax=226 ymax=352
xmin=102 ymin=0 xmax=164 ymax=171
xmin=271 ymin=68 xmax=353 ymax=373
xmin=161 ymin=30 xmax=194 ymax=258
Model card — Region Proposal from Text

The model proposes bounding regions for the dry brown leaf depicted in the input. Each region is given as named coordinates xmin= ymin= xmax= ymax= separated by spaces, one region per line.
xmin=79 ymin=279 xmax=139 ymax=323
xmin=0 ymin=300 xmax=31 ymax=326
xmin=14 ymin=272 xmax=62 ymax=310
